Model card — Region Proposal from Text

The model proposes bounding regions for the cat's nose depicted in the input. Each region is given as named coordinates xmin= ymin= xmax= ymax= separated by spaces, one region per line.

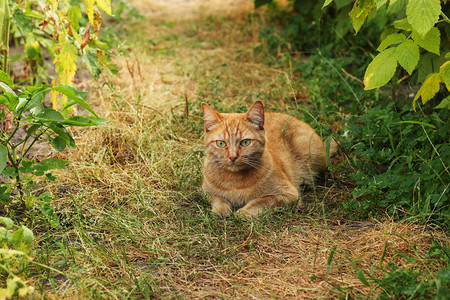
xmin=229 ymin=155 xmax=238 ymax=162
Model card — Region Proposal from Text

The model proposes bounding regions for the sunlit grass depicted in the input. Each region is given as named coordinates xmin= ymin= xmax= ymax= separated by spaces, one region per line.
xmin=28 ymin=0 xmax=449 ymax=298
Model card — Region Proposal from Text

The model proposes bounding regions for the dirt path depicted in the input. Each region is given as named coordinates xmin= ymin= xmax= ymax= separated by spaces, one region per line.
xmin=40 ymin=1 xmax=448 ymax=298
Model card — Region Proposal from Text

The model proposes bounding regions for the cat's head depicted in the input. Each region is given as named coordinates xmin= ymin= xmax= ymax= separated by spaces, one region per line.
xmin=202 ymin=101 xmax=266 ymax=172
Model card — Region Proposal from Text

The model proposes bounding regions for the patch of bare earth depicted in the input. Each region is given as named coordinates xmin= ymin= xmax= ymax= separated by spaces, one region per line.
xmin=37 ymin=0 xmax=448 ymax=298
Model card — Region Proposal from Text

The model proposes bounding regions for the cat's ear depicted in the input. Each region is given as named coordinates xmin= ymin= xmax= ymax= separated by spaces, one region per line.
xmin=246 ymin=101 xmax=264 ymax=130
xmin=202 ymin=103 xmax=222 ymax=131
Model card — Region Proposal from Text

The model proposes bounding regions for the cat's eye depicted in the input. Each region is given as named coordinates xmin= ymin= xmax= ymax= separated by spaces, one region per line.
xmin=240 ymin=139 xmax=251 ymax=147
xmin=216 ymin=140 xmax=227 ymax=148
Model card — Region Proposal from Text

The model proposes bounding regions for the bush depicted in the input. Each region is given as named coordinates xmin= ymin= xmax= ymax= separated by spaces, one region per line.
xmin=253 ymin=1 xmax=450 ymax=227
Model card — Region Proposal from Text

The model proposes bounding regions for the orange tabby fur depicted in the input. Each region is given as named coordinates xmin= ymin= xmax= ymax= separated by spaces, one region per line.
xmin=202 ymin=101 xmax=336 ymax=217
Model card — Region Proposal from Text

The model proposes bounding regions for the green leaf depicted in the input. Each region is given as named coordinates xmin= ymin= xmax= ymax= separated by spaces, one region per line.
xmin=35 ymin=109 xmax=65 ymax=122
xmin=413 ymin=73 xmax=441 ymax=109
xmin=349 ymin=0 xmax=376 ymax=34
xmin=386 ymin=0 xmax=405 ymax=14
xmin=67 ymin=6 xmax=82 ymax=31
xmin=21 ymin=160 xmax=35 ymax=173
xmin=406 ymin=0 xmax=441 ymax=37
xmin=25 ymin=43 xmax=40 ymax=60
xmin=357 ymin=270 xmax=371 ymax=287
xmin=395 ymin=40 xmax=420 ymax=75
xmin=375 ymin=0 xmax=387 ymax=9
xmin=2 ymin=167 xmax=15 ymax=177
xmin=335 ymin=0 xmax=352 ymax=9
xmin=27 ymin=95 xmax=44 ymax=115
xmin=34 ymin=158 xmax=69 ymax=171
xmin=0 ymin=82 xmax=15 ymax=95
xmin=377 ymin=33 xmax=406 ymax=51
xmin=255 ymin=0 xmax=272 ymax=9
xmin=325 ymin=136 xmax=332 ymax=167
xmin=11 ymin=228 xmax=24 ymax=247
xmin=61 ymin=116 xmax=107 ymax=127
xmin=0 ymin=94 xmax=10 ymax=109
xmin=364 ymin=47 xmax=398 ymax=90
xmin=26 ymin=124 xmax=40 ymax=137
xmin=45 ymin=172 xmax=57 ymax=181
xmin=21 ymin=226 xmax=33 ymax=245
xmin=439 ymin=61 xmax=450 ymax=90
xmin=0 ymin=70 xmax=13 ymax=86
xmin=416 ymin=53 xmax=442 ymax=83
xmin=82 ymin=49 xmax=101 ymax=80
xmin=327 ymin=246 xmax=337 ymax=276
xmin=323 ymin=0 xmax=333 ymax=8
xmin=393 ymin=18 xmax=413 ymax=31
xmin=436 ymin=96 xmax=450 ymax=109
xmin=49 ymin=136 xmax=67 ymax=152
xmin=0 ymin=144 xmax=7 ymax=174
xmin=5 ymin=92 xmax=18 ymax=110
xmin=396 ymin=120 xmax=436 ymax=129
xmin=412 ymin=27 xmax=440 ymax=55
xmin=0 ymin=217 xmax=14 ymax=229
xmin=49 ymin=85 xmax=97 ymax=117
xmin=49 ymin=125 xmax=76 ymax=149
xmin=15 ymin=97 xmax=29 ymax=111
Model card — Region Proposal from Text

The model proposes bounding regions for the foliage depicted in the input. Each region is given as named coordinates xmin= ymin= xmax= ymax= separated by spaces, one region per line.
xmin=0 ymin=70 xmax=105 ymax=202
xmin=6 ymin=0 xmax=113 ymax=115
xmin=0 ymin=216 xmax=34 ymax=298
xmin=356 ymin=240 xmax=450 ymax=299
xmin=256 ymin=0 xmax=450 ymax=109
xmin=253 ymin=0 xmax=450 ymax=228
xmin=343 ymin=104 xmax=449 ymax=225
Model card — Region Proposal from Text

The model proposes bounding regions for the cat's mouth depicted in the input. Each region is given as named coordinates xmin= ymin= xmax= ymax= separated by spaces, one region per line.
xmin=223 ymin=160 xmax=250 ymax=172
xmin=225 ymin=164 xmax=244 ymax=172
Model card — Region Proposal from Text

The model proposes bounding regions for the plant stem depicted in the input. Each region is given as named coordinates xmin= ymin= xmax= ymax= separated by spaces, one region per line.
xmin=7 ymin=146 xmax=23 ymax=199
xmin=441 ymin=12 xmax=450 ymax=24
xmin=19 ymin=129 xmax=47 ymax=165
xmin=0 ymin=0 xmax=10 ymax=73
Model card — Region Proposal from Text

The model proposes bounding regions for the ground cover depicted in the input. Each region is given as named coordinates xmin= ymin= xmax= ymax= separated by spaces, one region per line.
xmin=5 ymin=0 xmax=447 ymax=298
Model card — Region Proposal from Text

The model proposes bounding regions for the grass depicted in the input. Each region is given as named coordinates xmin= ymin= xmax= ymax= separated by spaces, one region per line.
xmin=17 ymin=0 xmax=449 ymax=298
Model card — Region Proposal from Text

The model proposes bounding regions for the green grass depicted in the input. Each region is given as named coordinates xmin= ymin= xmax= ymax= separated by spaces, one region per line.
xmin=2 ymin=0 xmax=447 ymax=298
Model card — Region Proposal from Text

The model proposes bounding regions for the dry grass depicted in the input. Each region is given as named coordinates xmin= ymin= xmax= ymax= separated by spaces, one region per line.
xmin=30 ymin=0 xmax=449 ymax=298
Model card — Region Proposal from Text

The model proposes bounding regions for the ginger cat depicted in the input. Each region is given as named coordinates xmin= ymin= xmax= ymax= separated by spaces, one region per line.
xmin=201 ymin=101 xmax=336 ymax=217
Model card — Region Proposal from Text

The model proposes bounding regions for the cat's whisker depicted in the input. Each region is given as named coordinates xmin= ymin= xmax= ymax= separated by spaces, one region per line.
xmin=243 ymin=158 xmax=270 ymax=171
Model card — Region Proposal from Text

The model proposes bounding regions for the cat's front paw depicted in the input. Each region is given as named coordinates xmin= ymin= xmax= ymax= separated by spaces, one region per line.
xmin=211 ymin=204 xmax=232 ymax=217
xmin=235 ymin=207 xmax=260 ymax=219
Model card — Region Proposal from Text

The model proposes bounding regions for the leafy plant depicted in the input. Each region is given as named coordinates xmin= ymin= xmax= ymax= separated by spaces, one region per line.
xmin=356 ymin=240 xmax=450 ymax=299
xmin=322 ymin=0 xmax=450 ymax=108
xmin=0 ymin=70 xmax=105 ymax=202
xmin=342 ymin=103 xmax=449 ymax=225
xmin=6 ymin=0 xmax=113 ymax=115
xmin=254 ymin=0 xmax=450 ymax=227
xmin=0 ymin=216 xmax=34 ymax=298
xmin=256 ymin=0 xmax=450 ymax=109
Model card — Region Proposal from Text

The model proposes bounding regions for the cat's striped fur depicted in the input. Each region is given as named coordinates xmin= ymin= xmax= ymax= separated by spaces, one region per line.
xmin=202 ymin=101 xmax=336 ymax=217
